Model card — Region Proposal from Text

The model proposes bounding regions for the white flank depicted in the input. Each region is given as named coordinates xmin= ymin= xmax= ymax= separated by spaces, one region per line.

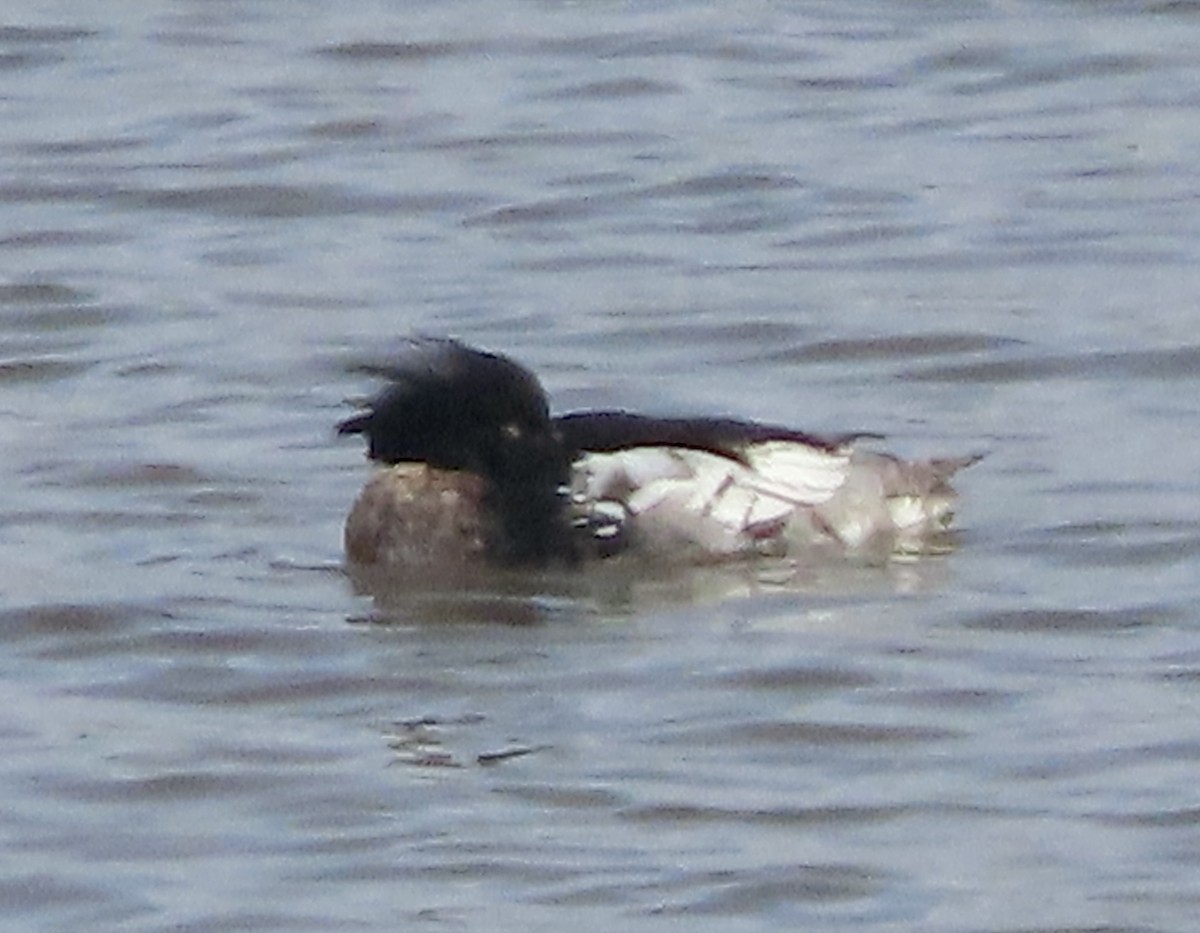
xmin=574 ymin=440 xmax=855 ymax=557
xmin=742 ymin=440 xmax=853 ymax=504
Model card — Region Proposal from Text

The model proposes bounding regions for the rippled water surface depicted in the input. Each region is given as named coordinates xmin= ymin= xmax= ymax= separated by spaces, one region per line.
xmin=5 ymin=1 xmax=1200 ymax=929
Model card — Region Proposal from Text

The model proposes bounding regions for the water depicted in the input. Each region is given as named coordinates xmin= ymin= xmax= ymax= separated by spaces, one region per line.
xmin=4 ymin=0 xmax=1200 ymax=929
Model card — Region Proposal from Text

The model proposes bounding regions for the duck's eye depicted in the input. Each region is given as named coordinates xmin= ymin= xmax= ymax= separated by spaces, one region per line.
xmin=501 ymin=422 xmax=523 ymax=440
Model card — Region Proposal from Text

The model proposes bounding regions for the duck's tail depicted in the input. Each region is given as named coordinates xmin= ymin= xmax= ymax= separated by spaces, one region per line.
xmin=813 ymin=450 xmax=984 ymax=553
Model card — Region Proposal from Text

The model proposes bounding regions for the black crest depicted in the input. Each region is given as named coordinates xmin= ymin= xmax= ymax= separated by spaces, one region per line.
xmin=339 ymin=340 xmax=572 ymax=564
xmin=338 ymin=339 xmax=557 ymax=473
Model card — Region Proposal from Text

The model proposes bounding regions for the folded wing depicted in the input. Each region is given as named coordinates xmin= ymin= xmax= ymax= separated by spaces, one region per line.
xmin=571 ymin=439 xmax=855 ymax=559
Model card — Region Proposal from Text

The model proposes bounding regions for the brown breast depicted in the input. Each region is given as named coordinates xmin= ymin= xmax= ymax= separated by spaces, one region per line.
xmin=344 ymin=464 xmax=490 ymax=571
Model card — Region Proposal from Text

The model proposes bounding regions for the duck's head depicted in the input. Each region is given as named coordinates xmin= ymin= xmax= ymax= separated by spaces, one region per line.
xmin=338 ymin=341 xmax=571 ymax=554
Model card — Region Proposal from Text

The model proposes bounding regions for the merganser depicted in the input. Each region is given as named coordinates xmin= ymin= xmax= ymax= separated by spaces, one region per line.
xmin=338 ymin=339 xmax=979 ymax=572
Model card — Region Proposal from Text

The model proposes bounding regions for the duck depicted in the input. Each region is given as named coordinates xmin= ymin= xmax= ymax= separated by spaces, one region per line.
xmin=338 ymin=339 xmax=980 ymax=573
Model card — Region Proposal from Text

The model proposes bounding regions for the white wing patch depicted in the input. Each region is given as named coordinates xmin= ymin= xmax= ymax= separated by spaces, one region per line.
xmin=572 ymin=441 xmax=853 ymax=558
xmin=742 ymin=440 xmax=853 ymax=505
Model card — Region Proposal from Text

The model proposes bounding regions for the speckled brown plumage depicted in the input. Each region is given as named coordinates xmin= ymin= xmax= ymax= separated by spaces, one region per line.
xmin=344 ymin=464 xmax=489 ymax=570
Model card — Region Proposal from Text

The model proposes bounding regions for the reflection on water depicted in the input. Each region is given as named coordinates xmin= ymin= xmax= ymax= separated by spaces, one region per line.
xmin=347 ymin=551 xmax=961 ymax=626
xmin=3 ymin=0 xmax=1200 ymax=929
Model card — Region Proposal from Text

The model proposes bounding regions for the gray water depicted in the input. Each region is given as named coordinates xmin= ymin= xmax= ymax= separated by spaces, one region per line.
xmin=4 ymin=0 xmax=1200 ymax=929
